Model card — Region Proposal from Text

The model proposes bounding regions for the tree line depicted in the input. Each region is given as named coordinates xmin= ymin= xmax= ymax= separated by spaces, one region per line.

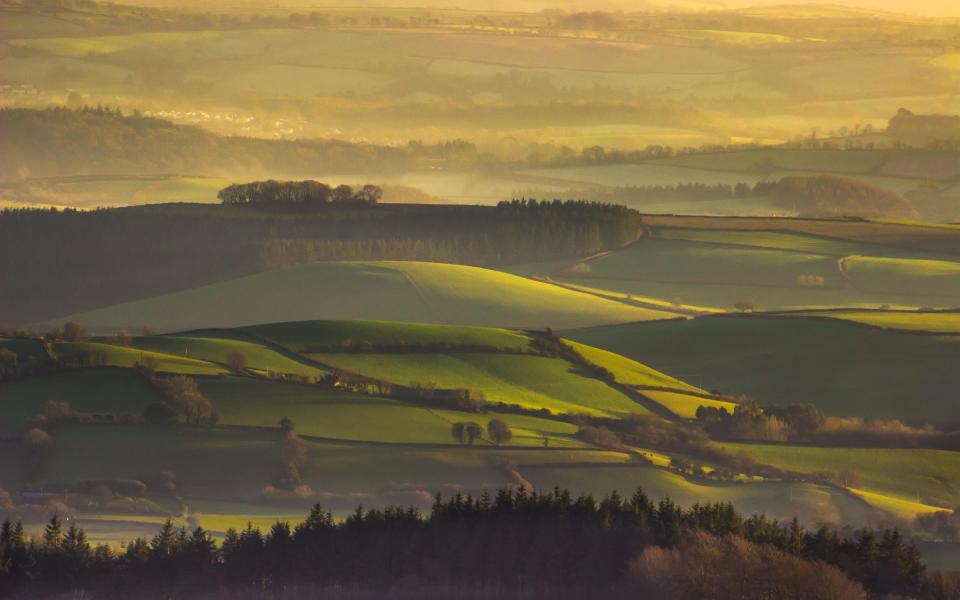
xmin=217 ymin=181 xmax=382 ymax=206
xmin=519 ymin=174 xmax=920 ymax=219
xmin=2 ymin=486 xmax=953 ymax=599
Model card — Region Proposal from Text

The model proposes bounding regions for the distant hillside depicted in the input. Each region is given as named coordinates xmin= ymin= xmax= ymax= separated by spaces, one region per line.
xmin=567 ymin=315 xmax=960 ymax=424
xmin=0 ymin=200 xmax=642 ymax=323
xmin=45 ymin=261 xmax=678 ymax=330
xmin=887 ymin=108 xmax=960 ymax=148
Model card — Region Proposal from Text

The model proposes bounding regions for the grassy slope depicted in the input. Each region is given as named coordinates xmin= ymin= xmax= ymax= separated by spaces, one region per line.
xmin=243 ymin=320 xmax=533 ymax=352
xmin=310 ymin=352 xmax=650 ymax=418
xmin=564 ymin=340 xmax=738 ymax=418
xmin=654 ymin=228 xmax=940 ymax=259
xmin=50 ymin=261 xmax=675 ymax=331
xmin=565 ymin=316 xmax=960 ymax=423
xmin=52 ymin=341 xmax=226 ymax=375
xmin=522 ymin=464 xmax=873 ymax=525
xmin=844 ymin=256 xmax=960 ymax=298
xmin=583 ymin=239 xmax=845 ymax=289
xmin=125 ymin=333 xmax=327 ymax=378
xmin=552 ymin=226 xmax=960 ymax=310
xmin=201 ymin=377 xmax=585 ymax=447
xmin=720 ymin=443 xmax=960 ymax=512
xmin=0 ymin=369 xmax=164 ymax=436
xmin=793 ymin=310 xmax=960 ymax=333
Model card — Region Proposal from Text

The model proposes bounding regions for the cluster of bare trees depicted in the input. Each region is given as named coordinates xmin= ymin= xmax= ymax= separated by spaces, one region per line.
xmin=146 ymin=376 xmax=217 ymax=426
xmin=273 ymin=418 xmax=307 ymax=491
xmin=450 ymin=419 xmax=513 ymax=446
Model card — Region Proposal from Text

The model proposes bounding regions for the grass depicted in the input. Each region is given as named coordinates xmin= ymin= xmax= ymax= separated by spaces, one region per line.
xmin=521 ymin=463 xmax=873 ymax=525
xmin=653 ymin=228 xmax=937 ymax=259
xmin=49 ymin=261 xmax=673 ymax=331
xmin=792 ymin=310 xmax=960 ymax=333
xmin=718 ymin=443 xmax=960 ymax=510
xmin=243 ymin=320 xmax=533 ymax=353
xmin=582 ymin=239 xmax=845 ymax=289
xmin=124 ymin=333 xmax=326 ymax=378
xmin=0 ymin=369 xmax=165 ymax=436
xmin=1 ymin=425 xmax=629 ymax=499
xmin=640 ymin=390 xmax=738 ymax=419
xmin=564 ymin=340 xmax=701 ymax=392
xmin=848 ymin=489 xmax=946 ymax=519
xmin=642 ymin=215 xmax=960 ymax=257
xmin=52 ymin=341 xmax=227 ymax=375
xmin=547 ymin=280 xmax=721 ymax=313
xmin=309 ymin=352 xmax=651 ymax=418
xmin=547 ymin=221 xmax=960 ymax=310
xmin=0 ymin=338 xmax=48 ymax=361
xmin=200 ymin=377 xmax=584 ymax=447
xmin=554 ymin=276 xmax=955 ymax=312
xmin=565 ymin=316 xmax=960 ymax=424
xmin=843 ymin=256 xmax=960 ymax=298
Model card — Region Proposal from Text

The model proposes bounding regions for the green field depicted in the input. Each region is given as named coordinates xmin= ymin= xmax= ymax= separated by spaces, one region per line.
xmin=522 ymin=464 xmax=873 ymax=525
xmin=52 ymin=341 xmax=227 ymax=375
xmin=843 ymin=256 xmax=960 ymax=298
xmin=3 ymin=315 xmax=956 ymax=542
xmin=529 ymin=220 xmax=960 ymax=311
xmin=310 ymin=352 xmax=650 ymax=417
xmin=720 ymin=443 xmax=960 ymax=513
xmin=581 ymin=238 xmax=845 ymax=289
xmin=566 ymin=316 xmax=960 ymax=423
xmin=792 ymin=310 xmax=960 ymax=333
xmin=124 ymin=333 xmax=327 ymax=378
xmin=49 ymin=261 xmax=676 ymax=331
xmin=0 ymin=369 xmax=164 ymax=436
xmin=244 ymin=320 xmax=533 ymax=352
xmin=202 ymin=377 xmax=585 ymax=447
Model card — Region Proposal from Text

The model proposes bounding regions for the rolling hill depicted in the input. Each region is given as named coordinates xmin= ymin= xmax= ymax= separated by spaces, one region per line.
xmin=2 ymin=317 xmax=956 ymax=550
xmin=44 ymin=261 xmax=679 ymax=331
xmin=566 ymin=315 xmax=960 ymax=424
xmin=529 ymin=219 xmax=960 ymax=311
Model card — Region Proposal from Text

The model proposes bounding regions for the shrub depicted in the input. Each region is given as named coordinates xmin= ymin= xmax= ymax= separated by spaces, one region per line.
xmin=487 ymin=418 xmax=513 ymax=446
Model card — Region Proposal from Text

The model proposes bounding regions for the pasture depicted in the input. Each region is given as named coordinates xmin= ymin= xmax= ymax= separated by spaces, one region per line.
xmin=0 ymin=369 xmax=164 ymax=436
xmin=309 ymin=352 xmax=651 ymax=417
xmin=791 ymin=310 xmax=960 ymax=333
xmin=531 ymin=218 xmax=960 ymax=311
xmin=521 ymin=464 xmax=873 ymax=526
xmin=720 ymin=443 xmax=960 ymax=512
xmin=48 ymin=261 xmax=674 ymax=331
xmin=202 ymin=377 xmax=584 ymax=447
xmin=566 ymin=316 xmax=960 ymax=423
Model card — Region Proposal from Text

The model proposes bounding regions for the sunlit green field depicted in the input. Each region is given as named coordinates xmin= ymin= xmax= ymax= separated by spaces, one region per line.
xmin=566 ymin=316 xmax=960 ymax=423
xmin=720 ymin=443 xmax=960 ymax=512
xmin=123 ymin=333 xmax=327 ymax=378
xmin=49 ymin=261 xmax=676 ymax=331
xmin=310 ymin=352 xmax=650 ymax=417
xmin=530 ymin=220 xmax=960 ymax=311
xmin=202 ymin=377 xmax=585 ymax=447
xmin=245 ymin=320 xmax=533 ymax=353
xmin=522 ymin=464 xmax=874 ymax=525
xmin=792 ymin=310 xmax=960 ymax=333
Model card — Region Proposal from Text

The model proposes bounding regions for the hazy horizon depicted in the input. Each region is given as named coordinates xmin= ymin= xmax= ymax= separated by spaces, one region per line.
xmin=106 ymin=0 xmax=960 ymax=18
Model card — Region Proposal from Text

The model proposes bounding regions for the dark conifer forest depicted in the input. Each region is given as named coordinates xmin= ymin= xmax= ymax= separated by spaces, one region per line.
xmin=3 ymin=487 xmax=953 ymax=599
